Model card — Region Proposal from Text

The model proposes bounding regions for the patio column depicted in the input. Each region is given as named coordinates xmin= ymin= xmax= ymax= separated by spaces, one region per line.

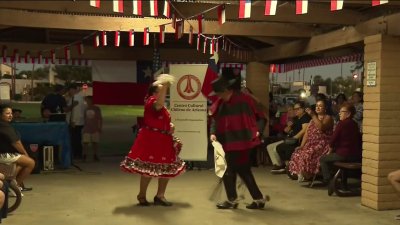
xmin=362 ymin=34 xmax=400 ymax=210
xmin=246 ymin=62 xmax=269 ymax=134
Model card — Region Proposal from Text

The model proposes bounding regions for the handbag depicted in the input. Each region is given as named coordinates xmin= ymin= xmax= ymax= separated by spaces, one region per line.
xmin=283 ymin=137 xmax=298 ymax=145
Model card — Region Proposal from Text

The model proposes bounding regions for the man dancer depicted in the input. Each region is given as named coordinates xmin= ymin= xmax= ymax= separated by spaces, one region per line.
xmin=209 ymin=75 xmax=266 ymax=209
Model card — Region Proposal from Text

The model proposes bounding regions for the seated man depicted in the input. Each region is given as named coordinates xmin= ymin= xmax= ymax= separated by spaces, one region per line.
xmin=268 ymin=101 xmax=310 ymax=173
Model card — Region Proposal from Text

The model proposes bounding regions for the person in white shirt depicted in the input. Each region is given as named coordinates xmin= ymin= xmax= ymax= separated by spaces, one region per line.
xmin=66 ymin=84 xmax=85 ymax=160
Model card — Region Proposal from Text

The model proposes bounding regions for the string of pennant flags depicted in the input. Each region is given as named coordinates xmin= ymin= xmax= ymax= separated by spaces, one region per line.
xmin=0 ymin=0 xmax=388 ymax=66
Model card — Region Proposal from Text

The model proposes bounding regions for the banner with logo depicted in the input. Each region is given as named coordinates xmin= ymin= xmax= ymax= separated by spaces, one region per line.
xmin=169 ymin=64 xmax=208 ymax=161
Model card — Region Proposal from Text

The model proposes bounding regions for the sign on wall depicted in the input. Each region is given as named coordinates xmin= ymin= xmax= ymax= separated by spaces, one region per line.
xmin=366 ymin=61 xmax=377 ymax=87
xmin=169 ymin=64 xmax=208 ymax=161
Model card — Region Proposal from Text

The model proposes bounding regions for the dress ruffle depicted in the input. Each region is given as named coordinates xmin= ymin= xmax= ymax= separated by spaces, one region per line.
xmin=120 ymin=157 xmax=186 ymax=178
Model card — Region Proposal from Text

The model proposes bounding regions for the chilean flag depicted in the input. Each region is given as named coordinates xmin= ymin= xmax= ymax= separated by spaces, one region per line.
xmin=201 ymin=54 xmax=219 ymax=102
xmin=128 ymin=30 xmax=135 ymax=46
xmin=132 ymin=0 xmax=142 ymax=15
xmin=163 ymin=0 xmax=170 ymax=18
xmin=331 ymin=0 xmax=343 ymax=11
xmin=90 ymin=0 xmax=100 ymax=8
xmin=113 ymin=0 xmax=124 ymax=13
xmin=239 ymin=0 xmax=251 ymax=19
xmin=94 ymin=34 xmax=100 ymax=47
xmin=196 ymin=33 xmax=201 ymax=51
xmin=265 ymin=0 xmax=277 ymax=15
xmin=64 ymin=47 xmax=71 ymax=61
xmin=114 ymin=31 xmax=120 ymax=47
xmin=296 ymin=0 xmax=308 ymax=14
xmin=218 ymin=5 xmax=226 ymax=25
xmin=102 ymin=31 xmax=107 ymax=46
xmin=150 ymin=0 xmax=158 ymax=17
xmin=50 ymin=49 xmax=56 ymax=64
xmin=77 ymin=42 xmax=84 ymax=55
xmin=372 ymin=0 xmax=388 ymax=6
xmin=188 ymin=26 xmax=193 ymax=45
xmin=198 ymin=14 xmax=204 ymax=34
xmin=159 ymin=25 xmax=165 ymax=44
xmin=92 ymin=60 xmax=154 ymax=105
xmin=143 ymin=27 xmax=150 ymax=46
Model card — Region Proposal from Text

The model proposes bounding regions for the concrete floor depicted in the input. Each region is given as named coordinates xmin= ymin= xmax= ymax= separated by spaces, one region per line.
xmin=6 ymin=157 xmax=399 ymax=225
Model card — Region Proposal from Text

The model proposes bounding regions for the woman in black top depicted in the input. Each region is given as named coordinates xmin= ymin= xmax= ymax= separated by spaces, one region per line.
xmin=0 ymin=104 xmax=35 ymax=188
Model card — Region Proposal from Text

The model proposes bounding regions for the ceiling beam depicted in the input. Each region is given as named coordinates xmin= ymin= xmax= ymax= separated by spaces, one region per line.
xmin=247 ymin=36 xmax=293 ymax=46
xmin=254 ymin=12 xmax=400 ymax=62
xmin=0 ymin=1 xmax=364 ymax=25
xmin=0 ymin=41 xmax=247 ymax=63
xmin=0 ymin=8 xmax=314 ymax=37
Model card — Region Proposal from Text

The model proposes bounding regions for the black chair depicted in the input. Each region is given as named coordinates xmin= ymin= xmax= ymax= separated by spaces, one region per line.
xmin=328 ymin=162 xmax=362 ymax=197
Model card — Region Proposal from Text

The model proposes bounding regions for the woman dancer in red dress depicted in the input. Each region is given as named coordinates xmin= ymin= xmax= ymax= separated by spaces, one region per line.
xmin=121 ymin=76 xmax=185 ymax=206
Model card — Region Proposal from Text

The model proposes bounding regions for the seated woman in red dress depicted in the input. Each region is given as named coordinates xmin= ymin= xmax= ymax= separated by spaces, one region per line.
xmin=120 ymin=75 xmax=185 ymax=206
xmin=288 ymin=100 xmax=334 ymax=182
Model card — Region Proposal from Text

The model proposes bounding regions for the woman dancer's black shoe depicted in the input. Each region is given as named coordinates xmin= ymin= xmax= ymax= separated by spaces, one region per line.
xmin=137 ymin=195 xmax=150 ymax=206
xmin=154 ymin=196 xmax=173 ymax=206
xmin=216 ymin=201 xmax=238 ymax=209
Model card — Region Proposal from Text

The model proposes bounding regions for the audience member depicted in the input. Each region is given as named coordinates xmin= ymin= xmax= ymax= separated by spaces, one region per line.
xmin=288 ymin=100 xmax=334 ymax=182
xmin=319 ymin=103 xmax=362 ymax=184
xmin=388 ymin=170 xmax=400 ymax=220
xmin=332 ymin=93 xmax=347 ymax=123
xmin=0 ymin=104 xmax=35 ymax=190
xmin=82 ymin=96 xmax=103 ymax=162
xmin=351 ymin=91 xmax=363 ymax=132
xmin=271 ymin=101 xmax=311 ymax=173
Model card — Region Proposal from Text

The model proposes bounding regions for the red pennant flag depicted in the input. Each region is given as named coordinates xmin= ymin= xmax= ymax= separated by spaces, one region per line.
xmin=210 ymin=37 xmax=215 ymax=55
xmin=296 ymin=0 xmax=308 ymax=15
xmin=159 ymin=25 xmax=165 ymax=44
xmin=150 ymin=0 xmax=158 ymax=17
xmin=175 ymin=20 xmax=184 ymax=40
xmin=265 ymin=0 xmax=278 ymax=15
xmin=331 ymin=0 xmax=343 ymax=11
xmin=13 ymin=49 xmax=19 ymax=63
xmin=239 ymin=0 xmax=252 ymax=19
xmin=171 ymin=12 xmax=176 ymax=29
xmin=201 ymin=55 xmax=219 ymax=102
xmin=113 ymin=0 xmax=124 ymax=13
xmin=50 ymin=49 xmax=56 ymax=64
xmin=90 ymin=0 xmax=100 ymax=8
xmin=114 ymin=31 xmax=120 ymax=47
xmin=94 ymin=33 xmax=100 ymax=47
xmin=198 ymin=14 xmax=204 ymax=34
xmin=218 ymin=5 xmax=226 ymax=25
xmin=132 ymin=0 xmax=142 ymax=15
xmin=45 ymin=57 xmax=49 ymax=64
xmin=38 ymin=51 xmax=42 ymax=64
xmin=188 ymin=26 xmax=193 ymax=45
xmin=196 ymin=34 xmax=201 ymax=51
xmin=77 ymin=42 xmax=84 ymax=55
xmin=203 ymin=38 xmax=207 ymax=54
xmin=25 ymin=51 xmax=31 ymax=63
xmin=2 ymin=46 xmax=7 ymax=62
xmin=64 ymin=47 xmax=71 ymax=61
xmin=163 ymin=0 xmax=170 ymax=18
xmin=372 ymin=0 xmax=388 ymax=6
xmin=143 ymin=27 xmax=150 ymax=46
xmin=128 ymin=29 xmax=135 ymax=46
xmin=102 ymin=31 xmax=107 ymax=46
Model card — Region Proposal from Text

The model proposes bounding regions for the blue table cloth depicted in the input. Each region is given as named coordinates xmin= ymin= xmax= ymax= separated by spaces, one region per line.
xmin=12 ymin=122 xmax=71 ymax=168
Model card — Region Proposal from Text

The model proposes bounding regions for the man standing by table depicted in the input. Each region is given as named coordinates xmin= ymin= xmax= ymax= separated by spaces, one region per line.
xmin=66 ymin=84 xmax=85 ymax=160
